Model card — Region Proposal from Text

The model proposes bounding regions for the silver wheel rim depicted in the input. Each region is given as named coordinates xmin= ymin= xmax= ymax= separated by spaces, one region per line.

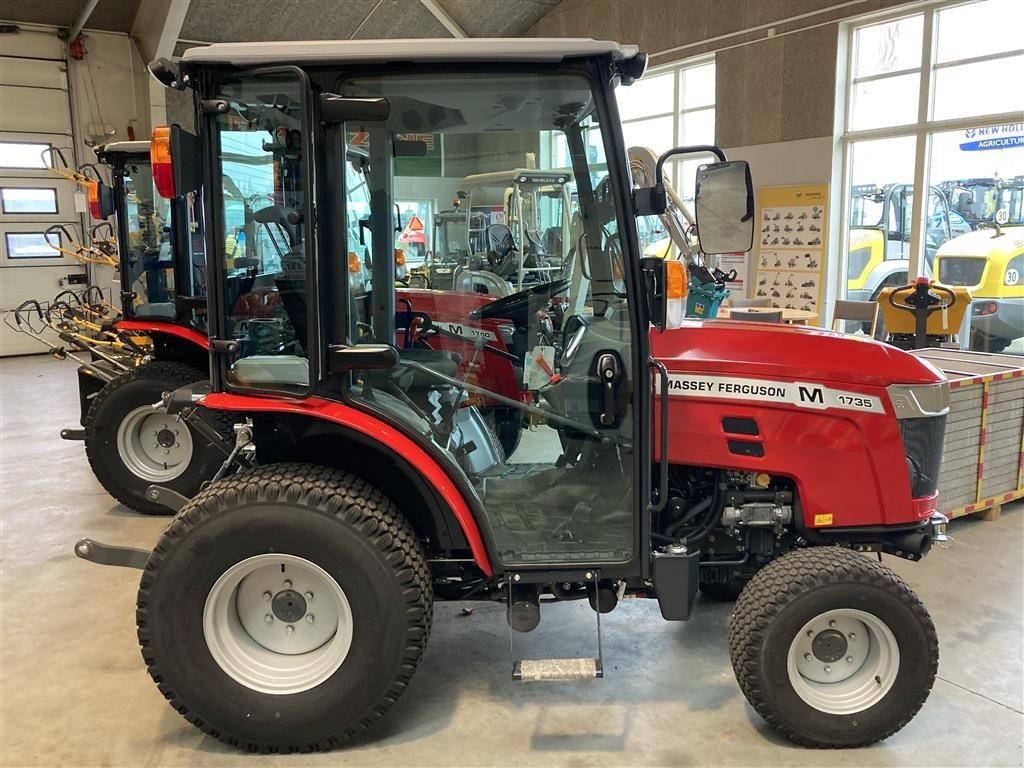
xmin=787 ymin=608 xmax=900 ymax=715
xmin=115 ymin=405 xmax=194 ymax=482
xmin=203 ymin=553 xmax=353 ymax=695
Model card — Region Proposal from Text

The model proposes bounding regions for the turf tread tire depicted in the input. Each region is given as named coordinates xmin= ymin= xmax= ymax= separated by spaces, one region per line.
xmin=728 ymin=546 xmax=937 ymax=748
xmin=136 ymin=463 xmax=432 ymax=753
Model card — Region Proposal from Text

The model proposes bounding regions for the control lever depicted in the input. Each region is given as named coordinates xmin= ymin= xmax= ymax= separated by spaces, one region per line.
xmin=597 ymin=353 xmax=620 ymax=426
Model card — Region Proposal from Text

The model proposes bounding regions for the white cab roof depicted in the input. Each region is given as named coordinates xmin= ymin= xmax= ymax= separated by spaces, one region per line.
xmin=95 ymin=140 xmax=150 ymax=155
xmin=181 ymin=38 xmax=640 ymax=66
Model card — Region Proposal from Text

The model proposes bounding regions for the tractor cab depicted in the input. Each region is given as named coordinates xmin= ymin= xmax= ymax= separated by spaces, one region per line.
xmin=94 ymin=140 xmax=207 ymax=323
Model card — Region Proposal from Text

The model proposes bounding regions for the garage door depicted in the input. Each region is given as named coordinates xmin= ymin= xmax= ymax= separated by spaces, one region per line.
xmin=0 ymin=28 xmax=87 ymax=357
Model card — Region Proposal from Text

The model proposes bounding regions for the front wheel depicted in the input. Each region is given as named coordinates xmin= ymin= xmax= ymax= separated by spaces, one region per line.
xmin=137 ymin=464 xmax=432 ymax=752
xmin=728 ymin=547 xmax=937 ymax=747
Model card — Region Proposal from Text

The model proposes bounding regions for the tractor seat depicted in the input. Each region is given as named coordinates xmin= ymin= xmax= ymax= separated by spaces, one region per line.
xmin=133 ymin=302 xmax=176 ymax=321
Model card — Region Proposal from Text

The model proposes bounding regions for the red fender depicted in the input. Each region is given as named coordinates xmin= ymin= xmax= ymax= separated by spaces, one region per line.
xmin=200 ymin=392 xmax=493 ymax=576
xmin=115 ymin=319 xmax=210 ymax=349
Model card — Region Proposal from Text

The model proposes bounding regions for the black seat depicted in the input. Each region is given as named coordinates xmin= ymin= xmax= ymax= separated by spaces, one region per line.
xmin=486 ymin=224 xmax=519 ymax=277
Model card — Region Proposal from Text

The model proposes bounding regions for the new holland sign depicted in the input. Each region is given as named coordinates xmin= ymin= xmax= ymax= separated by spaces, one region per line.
xmin=959 ymin=123 xmax=1024 ymax=152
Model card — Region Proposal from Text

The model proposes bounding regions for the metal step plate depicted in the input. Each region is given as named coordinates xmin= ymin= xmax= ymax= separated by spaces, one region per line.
xmin=512 ymin=657 xmax=603 ymax=682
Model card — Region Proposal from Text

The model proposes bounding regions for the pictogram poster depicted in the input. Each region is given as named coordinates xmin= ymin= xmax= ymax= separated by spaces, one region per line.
xmin=753 ymin=185 xmax=828 ymax=319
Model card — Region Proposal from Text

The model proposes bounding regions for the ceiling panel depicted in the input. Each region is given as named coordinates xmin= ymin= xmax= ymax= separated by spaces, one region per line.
xmin=441 ymin=0 xmax=559 ymax=38
xmin=0 ymin=0 xmax=142 ymax=33
xmin=179 ymin=0 xmax=561 ymax=44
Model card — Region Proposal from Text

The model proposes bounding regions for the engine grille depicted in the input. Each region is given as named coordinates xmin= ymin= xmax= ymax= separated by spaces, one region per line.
xmin=899 ymin=414 xmax=947 ymax=498
xmin=938 ymin=257 xmax=986 ymax=287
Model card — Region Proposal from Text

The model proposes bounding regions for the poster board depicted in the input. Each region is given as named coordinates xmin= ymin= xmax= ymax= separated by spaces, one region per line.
xmin=754 ymin=185 xmax=828 ymax=320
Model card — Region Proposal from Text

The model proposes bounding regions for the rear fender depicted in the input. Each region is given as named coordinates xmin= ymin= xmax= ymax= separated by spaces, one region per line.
xmin=200 ymin=392 xmax=493 ymax=575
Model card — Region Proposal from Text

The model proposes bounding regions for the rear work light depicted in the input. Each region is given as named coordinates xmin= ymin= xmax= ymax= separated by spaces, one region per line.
xmin=151 ymin=125 xmax=175 ymax=198
xmin=348 ymin=252 xmax=362 ymax=273
xmin=86 ymin=178 xmax=114 ymax=219
xmin=151 ymin=124 xmax=201 ymax=200
xmin=665 ymin=259 xmax=687 ymax=329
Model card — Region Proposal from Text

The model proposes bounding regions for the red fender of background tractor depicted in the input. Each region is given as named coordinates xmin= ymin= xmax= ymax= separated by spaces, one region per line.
xmin=651 ymin=321 xmax=945 ymax=529
xmin=115 ymin=320 xmax=210 ymax=350
xmin=199 ymin=392 xmax=494 ymax=576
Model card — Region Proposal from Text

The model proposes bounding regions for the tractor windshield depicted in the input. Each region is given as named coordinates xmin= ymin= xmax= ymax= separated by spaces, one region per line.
xmin=339 ymin=69 xmax=638 ymax=567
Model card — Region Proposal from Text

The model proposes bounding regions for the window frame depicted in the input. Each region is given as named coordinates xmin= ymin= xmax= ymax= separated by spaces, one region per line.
xmin=4 ymin=230 xmax=62 ymax=260
xmin=835 ymin=0 xmax=1024 ymax=296
xmin=0 ymin=141 xmax=51 ymax=170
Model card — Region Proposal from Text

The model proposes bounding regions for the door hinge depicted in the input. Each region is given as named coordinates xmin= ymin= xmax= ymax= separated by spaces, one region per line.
xmin=209 ymin=338 xmax=239 ymax=354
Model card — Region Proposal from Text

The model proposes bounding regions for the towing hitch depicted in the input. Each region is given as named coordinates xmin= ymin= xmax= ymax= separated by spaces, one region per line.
xmin=74 ymin=538 xmax=149 ymax=569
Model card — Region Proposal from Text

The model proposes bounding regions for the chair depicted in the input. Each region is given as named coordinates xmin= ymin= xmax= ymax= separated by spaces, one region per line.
xmin=731 ymin=297 xmax=772 ymax=308
xmin=831 ymin=299 xmax=879 ymax=337
xmin=730 ymin=309 xmax=782 ymax=323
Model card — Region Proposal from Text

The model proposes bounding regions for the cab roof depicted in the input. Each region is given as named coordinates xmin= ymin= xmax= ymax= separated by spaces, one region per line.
xmin=94 ymin=140 xmax=150 ymax=156
xmin=180 ymin=38 xmax=641 ymax=67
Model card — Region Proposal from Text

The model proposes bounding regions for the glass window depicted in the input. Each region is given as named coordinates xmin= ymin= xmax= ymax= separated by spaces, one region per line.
xmin=621 ymin=115 xmax=673 ymax=154
xmin=852 ymin=15 xmax=924 ymax=78
xmin=616 ymin=71 xmax=672 ymax=120
xmin=934 ymin=0 xmax=1023 ymax=63
xmin=0 ymin=187 xmax=57 ymax=213
xmin=213 ymin=73 xmax=310 ymax=392
xmin=932 ymin=56 xmax=1024 ymax=121
xmin=5 ymin=232 xmax=58 ymax=259
xmin=341 ymin=71 xmax=636 ymax=566
xmin=0 ymin=142 xmax=49 ymax=169
xmin=849 ymin=73 xmax=921 ymax=130
xmin=680 ymin=62 xmax=715 ymax=109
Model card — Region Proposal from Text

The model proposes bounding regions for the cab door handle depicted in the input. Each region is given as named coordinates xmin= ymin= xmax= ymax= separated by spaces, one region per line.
xmin=596 ymin=353 xmax=619 ymax=426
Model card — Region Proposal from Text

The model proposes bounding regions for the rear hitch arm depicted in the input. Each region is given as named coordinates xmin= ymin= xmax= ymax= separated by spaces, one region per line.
xmin=74 ymin=538 xmax=149 ymax=569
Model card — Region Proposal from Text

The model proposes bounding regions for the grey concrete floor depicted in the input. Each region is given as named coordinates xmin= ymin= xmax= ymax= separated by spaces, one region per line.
xmin=1 ymin=353 xmax=1022 ymax=768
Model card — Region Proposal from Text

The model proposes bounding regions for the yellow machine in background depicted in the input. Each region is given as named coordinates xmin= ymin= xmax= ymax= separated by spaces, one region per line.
xmin=877 ymin=280 xmax=972 ymax=349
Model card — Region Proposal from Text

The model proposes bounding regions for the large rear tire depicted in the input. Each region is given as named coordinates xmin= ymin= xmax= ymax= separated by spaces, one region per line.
xmin=84 ymin=361 xmax=229 ymax=514
xmin=728 ymin=547 xmax=937 ymax=748
xmin=136 ymin=463 xmax=432 ymax=752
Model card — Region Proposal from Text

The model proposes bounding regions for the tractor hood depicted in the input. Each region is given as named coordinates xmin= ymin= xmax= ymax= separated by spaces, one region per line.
xmin=650 ymin=321 xmax=944 ymax=388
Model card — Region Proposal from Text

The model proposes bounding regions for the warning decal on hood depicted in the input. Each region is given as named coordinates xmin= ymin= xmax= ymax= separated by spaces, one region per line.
xmin=659 ymin=373 xmax=885 ymax=414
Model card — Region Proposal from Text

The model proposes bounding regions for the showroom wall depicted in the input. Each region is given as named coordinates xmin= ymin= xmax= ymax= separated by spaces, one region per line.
xmin=526 ymin=0 xmax=918 ymax=186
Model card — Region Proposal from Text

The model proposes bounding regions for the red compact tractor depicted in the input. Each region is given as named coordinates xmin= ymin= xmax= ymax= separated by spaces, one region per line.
xmin=76 ymin=39 xmax=950 ymax=752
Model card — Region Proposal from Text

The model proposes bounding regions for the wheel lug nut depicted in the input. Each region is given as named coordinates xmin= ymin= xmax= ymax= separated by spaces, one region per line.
xmin=264 ymin=614 xmax=273 ymax=623
xmin=304 ymin=591 xmax=313 ymax=600
xmin=306 ymin=614 xmax=315 ymax=623
xmin=263 ymin=591 xmax=272 ymax=601
xmin=164 ymin=449 xmax=170 ymax=454
xmin=285 ymin=625 xmax=295 ymax=634
xmin=806 ymin=630 xmax=814 ymax=637
xmin=849 ymin=632 xmax=856 ymax=640
xmin=828 ymin=620 xmax=837 ymax=628
xmin=804 ymin=653 xmax=812 ymax=661
xmin=846 ymin=656 xmax=854 ymax=663
xmin=283 ymin=580 xmax=292 ymax=588
xmin=824 ymin=666 xmax=831 ymax=673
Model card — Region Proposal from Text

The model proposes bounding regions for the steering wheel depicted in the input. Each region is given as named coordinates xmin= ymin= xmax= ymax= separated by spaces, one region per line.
xmin=887 ymin=281 xmax=957 ymax=315
xmin=469 ymin=278 xmax=571 ymax=323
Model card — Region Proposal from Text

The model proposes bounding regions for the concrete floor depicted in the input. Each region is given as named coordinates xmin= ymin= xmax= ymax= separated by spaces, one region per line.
xmin=1 ymin=353 xmax=1022 ymax=768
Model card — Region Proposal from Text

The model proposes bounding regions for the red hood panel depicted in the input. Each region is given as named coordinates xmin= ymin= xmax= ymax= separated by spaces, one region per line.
xmin=650 ymin=321 xmax=944 ymax=387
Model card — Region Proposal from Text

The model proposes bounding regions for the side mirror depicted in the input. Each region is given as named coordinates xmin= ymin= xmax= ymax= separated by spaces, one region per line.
xmin=693 ymin=160 xmax=754 ymax=255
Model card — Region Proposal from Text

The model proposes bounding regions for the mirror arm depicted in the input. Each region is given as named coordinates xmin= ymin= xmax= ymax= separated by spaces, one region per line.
xmin=654 ymin=145 xmax=727 ymax=186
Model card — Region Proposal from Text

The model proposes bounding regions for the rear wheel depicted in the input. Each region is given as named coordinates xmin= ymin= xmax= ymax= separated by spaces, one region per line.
xmin=728 ymin=547 xmax=937 ymax=747
xmin=84 ymin=361 xmax=229 ymax=514
xmin=136 ymin=463 xmax=432 ymax=752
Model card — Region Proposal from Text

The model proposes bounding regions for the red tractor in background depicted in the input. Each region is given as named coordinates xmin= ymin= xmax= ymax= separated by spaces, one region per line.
xmin=75 ymin=39 xmax=949 ymax=753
